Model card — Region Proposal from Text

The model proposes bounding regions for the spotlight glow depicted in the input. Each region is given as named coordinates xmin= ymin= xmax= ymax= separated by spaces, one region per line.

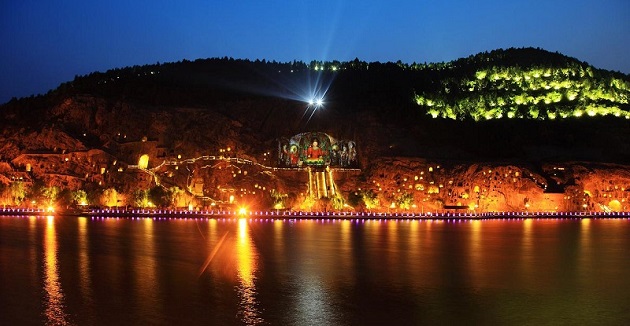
xmin=308 ymin=97 xmax=325 ymax=108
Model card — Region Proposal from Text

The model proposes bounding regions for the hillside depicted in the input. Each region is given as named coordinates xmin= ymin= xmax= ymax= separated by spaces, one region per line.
xmin=1 ymin=47 xmax=629 ymax=212
xmin=415 ymin=48 xmax=630 ymax=120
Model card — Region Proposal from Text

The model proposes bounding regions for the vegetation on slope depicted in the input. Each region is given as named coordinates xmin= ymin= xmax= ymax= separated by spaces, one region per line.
xmin=414 ymin=48 xmax=630 ymax=120
xmin=5 ymin=47 xmax=627 ymax=123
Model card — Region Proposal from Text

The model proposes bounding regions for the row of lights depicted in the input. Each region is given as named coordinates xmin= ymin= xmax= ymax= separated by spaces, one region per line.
xmin=5 ymin=213 xmax=630 ymax=224
xmin=0 ymin=208 xmax=48 ymax=213
xmin=85 ymin=216 xmax=630 ymax=223
xmin=5 ymin=215 xmax=630 ymax=224
xmin=3 ymin=207 xmax=628 ymax=219
xmin=8 ymin=208 xmax=622 ymax=219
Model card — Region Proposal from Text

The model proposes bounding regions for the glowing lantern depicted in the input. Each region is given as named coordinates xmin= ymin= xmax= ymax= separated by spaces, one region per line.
xmin=608 ymin=200 xmax=622 ymax=212
xmin=138 ymin=154 xmax=149 ymax=169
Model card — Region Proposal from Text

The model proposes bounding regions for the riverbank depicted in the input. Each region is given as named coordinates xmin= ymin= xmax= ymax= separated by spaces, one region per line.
xmin=1 ymin=207 xmax=629 ymax=220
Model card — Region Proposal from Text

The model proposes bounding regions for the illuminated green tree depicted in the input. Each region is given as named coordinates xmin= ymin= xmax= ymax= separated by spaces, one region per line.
xmin=41 ymin=186 xmax=60 ymax=206
xmin=331 ymin=193 xmax=345 ymax=211
xmin=42 ymin=186 xmax=60 ymax=205
xmin=395 ymin=191 xmax=414 ymax=210
xmin=72 ymin=190 xmax=88 ymax=205
xmin=102 ymin=188 xmax=120 ymax=207
xmin=270 ymin=189 xmax=288 ymax=209
xmin=361 ymin=189 xmax=379 ymax=210
xmin=414 ymin=56 xmax=630 ymax=121
xmin=133 ymin=189 xmax=150 ymax=208
xmin=10 ymin=182 xmax=27 ymax=206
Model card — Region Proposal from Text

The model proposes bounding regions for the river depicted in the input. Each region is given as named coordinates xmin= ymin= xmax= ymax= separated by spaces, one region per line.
xmin=1 ymin=216 xmax=629 ymax=325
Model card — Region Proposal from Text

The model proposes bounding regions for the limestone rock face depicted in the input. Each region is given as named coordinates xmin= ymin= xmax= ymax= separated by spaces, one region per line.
xmin=1 ymin=93 xmax=629 ymax=212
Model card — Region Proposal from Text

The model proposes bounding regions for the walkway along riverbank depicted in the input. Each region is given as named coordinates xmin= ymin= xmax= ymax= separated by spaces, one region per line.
xmin=1 ymin=207 xmax=629 ymax=220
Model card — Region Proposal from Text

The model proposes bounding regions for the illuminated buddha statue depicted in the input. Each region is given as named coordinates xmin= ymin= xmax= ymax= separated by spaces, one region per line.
xmin=306 ymin=139 xmax=323 ymax=160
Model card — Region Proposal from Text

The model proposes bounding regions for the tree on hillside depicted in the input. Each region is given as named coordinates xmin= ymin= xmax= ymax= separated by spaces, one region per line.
xmin=41 ymin=186 xmax=60 ymax=206
xmin=133 ymin=189 xmax=150 ymax=208
xmin=270 ymin=189 xmax=288 ymax=209
xmin=331 ymin=193 xmax=345 ymax=211
xmin=10 ymin=182 xmax=26 ymax=206
xmin=72 ymin=190 xmax=88 ymax=206
xmin=102 ymin=188 xmax=120 ymax=207
xmin=395 ymin=191 xmax=414 ymax=210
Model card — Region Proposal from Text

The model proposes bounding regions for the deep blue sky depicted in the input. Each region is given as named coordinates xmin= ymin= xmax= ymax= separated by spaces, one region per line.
xmin=1 ymin=0 xmax=628 ymax=104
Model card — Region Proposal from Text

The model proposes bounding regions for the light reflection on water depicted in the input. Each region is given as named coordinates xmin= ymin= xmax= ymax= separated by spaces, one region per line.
xmin=467 ymin=220 xmax=483 ymax=288
xmin=77 ymin=217 xmax=94 ymax=323
xmin=2 ymin=216 xmax=630 ymax=324
xmin=43 ymin=216 xmax=70 ymax=325
xmin=236 ymin=218 xmax=263 ymax=325
xmin=519 ymin=218 xmax=535 ymax=286
xmin=136 ymin=218 xmax=158 ymax=321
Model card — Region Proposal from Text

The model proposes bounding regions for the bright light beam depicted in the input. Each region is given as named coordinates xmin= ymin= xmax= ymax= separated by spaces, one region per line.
xmin=307 ymin=96 xmax=325 ymax=108
xmin=198 ymin=231 xmax=229 ymax=277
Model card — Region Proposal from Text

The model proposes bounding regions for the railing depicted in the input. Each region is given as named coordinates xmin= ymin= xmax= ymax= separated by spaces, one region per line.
xmin=4 ymin=207 xmax=628 ymax=220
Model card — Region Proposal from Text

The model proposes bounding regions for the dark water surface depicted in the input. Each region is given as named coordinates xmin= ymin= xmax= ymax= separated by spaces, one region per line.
xmin=1 ymin=216 xmax=630 ymax=325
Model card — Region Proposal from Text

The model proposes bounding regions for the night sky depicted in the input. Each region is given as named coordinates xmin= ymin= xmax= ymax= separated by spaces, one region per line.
xmin=1 ymin=0 xmax=628 ymax=104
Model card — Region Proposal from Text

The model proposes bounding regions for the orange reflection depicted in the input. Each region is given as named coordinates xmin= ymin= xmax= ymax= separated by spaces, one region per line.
xmin=337 ymin=220 xmax=355 ymax=284
xmin=29 ymin=217 xmax=37 ymax=280
xmin=408 ymin=220 xmax=420 ymax=256
xmin=273 ymin=219 xmax=285 ymax=262
xmin=236 ymin=218 xmax=263 ymax=325
xmin=386 ymin=221 xmax=401 ymax=280
xmin=43 ymin=216 xmax=70 ymax=325
xmin=578 ymin=218 xmax=592 ymax=279
xmin=467 ymin=220 xmax=483 ymax=286
xmin=78 ymin=217 xmax=94 ymax=311
xmin=136 ymin=218 xmax=157 ymax=314
xmin=209 ymin=218 xmax=218 ymax=242
xmin=520 ymin=218 xmax=535 ymax=286
xmin=407 ymin=220 xmax=419 ymax=271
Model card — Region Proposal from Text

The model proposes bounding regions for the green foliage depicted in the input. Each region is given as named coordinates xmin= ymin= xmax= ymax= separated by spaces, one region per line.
xmin=361 ymin=189 xmax=379 ymax=209
xmin=12 ymin=46 xmax=627 ymax=126
xmin=41 ymin=186 xmax=60 ymax=206
xmin=133 ymin=186 xmax=171 ymax=208
xmin=331 ymin=193 xmax=345 ymax=211
xmin=301 ymin=196 xmax=317 ymax=211
xmin=395 ymin=191 xmax=414 ymax=210
xmin=72 ymin=190 xmax=88 ymax=205
xmin=133 ymin=189 xmax=150 ymax=208
xmin=270 ymin=189 xmax=288 ymax=209
xmin=415 ymin=60 xmax=630 ymax=121
xmin=9 ymin=182 xmax=27 ymax=206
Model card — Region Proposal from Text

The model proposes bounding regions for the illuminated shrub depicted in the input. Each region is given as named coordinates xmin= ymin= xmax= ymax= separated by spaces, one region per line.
xmin=415 ymin=64 xmax=630 ymax=121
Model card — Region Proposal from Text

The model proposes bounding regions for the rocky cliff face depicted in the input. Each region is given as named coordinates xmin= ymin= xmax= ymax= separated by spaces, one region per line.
xmin=1 ymin=92 xmax=629 ymax=212
xmin=357 ymin=158 xmax=630 ymax=213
